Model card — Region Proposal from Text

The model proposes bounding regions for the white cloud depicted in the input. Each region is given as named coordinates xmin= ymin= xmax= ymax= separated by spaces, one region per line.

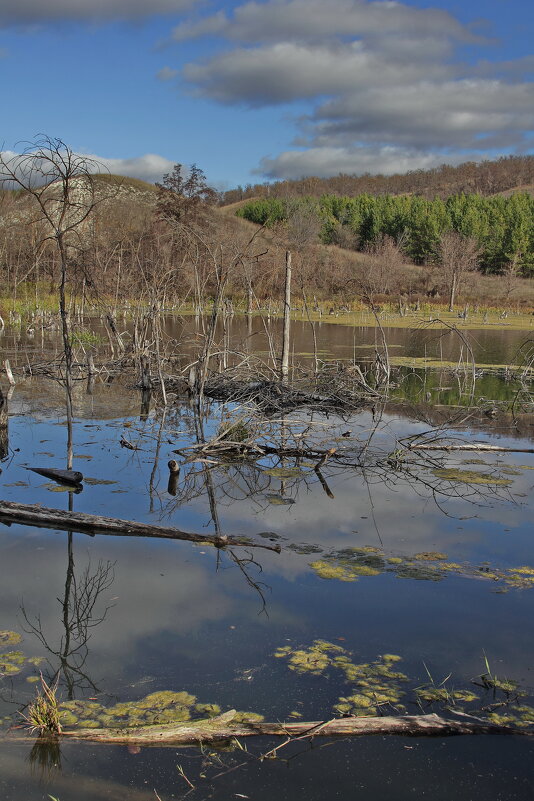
xmin=256 ymin=145 xmax=471 ymax=180
xmin=0 ymin=148 xmax=175 ymax=186
xmin=0 ymin=0 xmax=199 ymax=24
xmin=174 ymin=0 xmax=481 ymax=44
xmin=90 ymin=153 xmax=176 ymax=183
xmin=310 ymin=80 xmax=534 ymax=150
xmin=184 ymin=41 xmax=452 ymax=105
xmin=172 ymin=0 xmax=534 ymax=179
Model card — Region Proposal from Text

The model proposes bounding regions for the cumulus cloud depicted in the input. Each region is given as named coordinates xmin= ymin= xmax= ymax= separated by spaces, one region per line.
xmin=0 ymin=0 xmax=198 ymax=24
xmin=256 ymin=145 xmax=472 ymax=180
xmin=91 ymin=153 xmax=176 ymax=183
xmin=184 ymin=41 xmax=452 ymax=105
xmin=0 ymin=149 xmax=175 ymax=185
xmin=173 ymin=0 xmax=533 ymax=179
xmin=309 ymin=80 xmax=534 ymax=149
xmin=174 ymin=0 xmax=481 ymax=44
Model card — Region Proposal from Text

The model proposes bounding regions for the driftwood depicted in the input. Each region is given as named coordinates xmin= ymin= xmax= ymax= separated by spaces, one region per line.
xmin=26 ymin=467 xmax=84 ymax=486
xmin=56 ymin=710 xmax=531 ymax=747
xmin=0 ymin=501 xmax=281 ymax=552
xmin=175 ymin=441 xmax=338 ymax=462
xmin=407 ymin=443 xmax=534 ymax=454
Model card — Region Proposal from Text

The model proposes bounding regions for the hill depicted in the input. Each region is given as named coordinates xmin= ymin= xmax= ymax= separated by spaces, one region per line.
xmin=221 ymin=154 xmax=534 ymax=205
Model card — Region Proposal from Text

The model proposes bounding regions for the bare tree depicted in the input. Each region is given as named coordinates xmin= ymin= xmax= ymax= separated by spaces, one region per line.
xmin=438 ymin=230 xmax=481 ymax=313
xmin=364 ymin=234 xmax=405 ymax=295
xmin=0 ymin=136 xmax=103 ymax=466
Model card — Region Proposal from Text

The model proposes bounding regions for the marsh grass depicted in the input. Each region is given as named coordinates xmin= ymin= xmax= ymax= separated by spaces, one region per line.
xmin=22 ymin=674 xmax=62 ymax=735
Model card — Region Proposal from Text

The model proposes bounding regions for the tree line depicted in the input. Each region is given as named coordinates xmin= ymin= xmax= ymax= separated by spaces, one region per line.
xmin=237 ymin=192 xmax=534 ymax=277
xmin=222 ymin=155 xmax=534 ymax=205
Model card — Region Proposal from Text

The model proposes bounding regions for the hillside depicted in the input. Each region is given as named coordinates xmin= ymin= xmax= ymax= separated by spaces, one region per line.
xmin=221 ymin=154 xmax=534 ymax=205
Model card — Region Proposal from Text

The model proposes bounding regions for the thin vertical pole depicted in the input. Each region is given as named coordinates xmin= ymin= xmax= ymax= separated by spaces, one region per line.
xmin=281 ymin=250 xmax=291 ymax=382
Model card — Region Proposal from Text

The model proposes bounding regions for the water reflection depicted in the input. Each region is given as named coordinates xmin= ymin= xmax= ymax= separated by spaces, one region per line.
xmin=21 ymin=543 xmax=114 ymax=698
xmin=0 ymin=362 xmax=533 ymax=801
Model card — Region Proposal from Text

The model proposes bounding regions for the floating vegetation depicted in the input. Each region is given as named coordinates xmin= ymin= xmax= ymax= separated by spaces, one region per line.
xmin=415 ymin=686 xmax=478 ymax=704
xmin=58 ymin=690 xmax=263 ymax=730
xmin=432 ymin=468 xmax=513 ymax=486
xmin=274 ymin=641 xmax=407 ymax=716
xmin=0 ymin=631 xmax=22 ymax=647
xmin=0 ymin=651 xmax=26 ymax=676
xmin=0 ymin=629 xmax=45 ymax=682
xmin=413 ymin=552 xmax=448 ymax=561
xmin=275 ymin=640 xmax=534 ymax=727
xmin=310 ymin=548 xmax=534 ymax=590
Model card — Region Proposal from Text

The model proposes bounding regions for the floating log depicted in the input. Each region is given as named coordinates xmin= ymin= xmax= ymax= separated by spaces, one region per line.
xmin=26 ymin=467 xmax=84 ymax=486
xmin=0 ymin=501 xmax=281 ymax=552
xmin=407 ymin=443 xmax=534 ymax=454
xmin=57 ymin=711 xmax=530 ymax=747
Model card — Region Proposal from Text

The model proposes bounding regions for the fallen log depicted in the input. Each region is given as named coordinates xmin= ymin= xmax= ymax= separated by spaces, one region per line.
xmin=0 ymin=501 xmax=281 ymax=553
xmin=56 ymin=710 xmax=530 ymax=747
xmin=407 ymin=443 xmax=534 ymax=454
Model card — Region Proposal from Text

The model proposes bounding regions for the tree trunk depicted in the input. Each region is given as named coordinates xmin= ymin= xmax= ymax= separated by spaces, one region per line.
xmin=448 ymin=271 xmax=457 ymax=313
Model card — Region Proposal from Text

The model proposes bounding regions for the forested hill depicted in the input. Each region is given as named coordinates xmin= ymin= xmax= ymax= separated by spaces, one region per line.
xmin=221 ymin=155 xmax=534 ymax=205
xmin=237 ymin=192 xmax=534 ymax=276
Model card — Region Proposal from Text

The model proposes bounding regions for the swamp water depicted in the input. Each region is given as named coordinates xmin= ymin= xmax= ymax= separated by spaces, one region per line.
xmin=0 ymin=318 xmax=533 ymax=800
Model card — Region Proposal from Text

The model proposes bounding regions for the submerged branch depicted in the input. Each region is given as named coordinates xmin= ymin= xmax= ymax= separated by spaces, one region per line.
xmin=0 ymin=501 xmax=281 ymax=552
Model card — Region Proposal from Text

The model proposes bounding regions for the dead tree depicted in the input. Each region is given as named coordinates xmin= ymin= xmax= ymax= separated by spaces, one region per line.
xmin=0 ymin=137 xmax=105 ymax=467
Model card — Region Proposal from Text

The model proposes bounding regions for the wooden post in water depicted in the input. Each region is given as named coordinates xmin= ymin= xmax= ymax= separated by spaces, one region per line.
xmin=281 ymin=250 xmax=292 ymax=383
xmin=0 ymin=386 xmax=8 ymax=460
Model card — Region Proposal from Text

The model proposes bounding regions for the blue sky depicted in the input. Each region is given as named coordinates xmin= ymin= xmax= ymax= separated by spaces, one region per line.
xmin=1 ymin=0 xmax=532 ymax=189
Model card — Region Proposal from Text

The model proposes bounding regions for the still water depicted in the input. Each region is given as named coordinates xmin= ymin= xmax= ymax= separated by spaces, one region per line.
xmin=0 ymin=318 xmax=533 ymax=800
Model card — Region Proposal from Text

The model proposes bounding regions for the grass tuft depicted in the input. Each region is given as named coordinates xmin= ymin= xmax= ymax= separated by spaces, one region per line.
xmin=22 ymin=674 xmax=62 ymax=735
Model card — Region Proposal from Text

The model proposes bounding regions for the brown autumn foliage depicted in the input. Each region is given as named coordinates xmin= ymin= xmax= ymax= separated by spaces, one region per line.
xmin=221 ymin=154 xmax=534 ymax=205
xmin=0 ymin=150 xmax=533 ymax=316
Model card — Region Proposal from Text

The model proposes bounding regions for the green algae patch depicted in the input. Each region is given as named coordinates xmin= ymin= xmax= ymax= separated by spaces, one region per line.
xmin=0 ymin=651 xmax=26 ymax=676
xmin=309 ymin=547 xmax=534 ymax=592
xmin=274 ymin=641 xmax=407 ymax=716
xmin=432 ymin=468 xmax=513 ymax=486
xmin=310 ymin=560 xmax=379 ymax=582
xmin=0 ymin=631 xmax=22 ymax=647
xmin=414 ymin=552 xmax=448 ymax=561
xmin=415 ymin=686 xmax=479 ymax=704
xmin=0 ymin=630 xmax=46 ymax=686
xmin=58 ymin=690 xmax=262 ymax=731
